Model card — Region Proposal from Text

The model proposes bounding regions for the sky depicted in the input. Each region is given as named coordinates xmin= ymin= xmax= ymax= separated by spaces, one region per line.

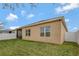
xmin=0 ymin=3 xmax=79 ymax=32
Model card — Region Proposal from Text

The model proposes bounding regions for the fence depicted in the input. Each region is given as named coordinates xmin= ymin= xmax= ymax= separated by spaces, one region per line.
xmin=65 ymin=30 xmax=79 ymax=44
xmin=0 ymin=30 xmax=79 ymax=44
xmin=76 ymin=31 xmax=79 ymax=44
xmin=0 ymin=33 xmax=16 ymax=40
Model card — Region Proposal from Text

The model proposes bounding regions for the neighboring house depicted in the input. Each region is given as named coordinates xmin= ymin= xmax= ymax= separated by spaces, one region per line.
xmin=12 ymin=16 xmax=68 ymax=44
xmin=0 ymin=29 xmax=14 ymax=33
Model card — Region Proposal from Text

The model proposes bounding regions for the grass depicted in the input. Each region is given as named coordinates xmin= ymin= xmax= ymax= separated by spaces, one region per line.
xmin=0 ymin=39 xmax=78 ymax=56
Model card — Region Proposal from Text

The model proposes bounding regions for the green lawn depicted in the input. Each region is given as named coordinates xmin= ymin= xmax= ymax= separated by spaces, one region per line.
xmin=0 ymin=39 xmax=78 ymax=56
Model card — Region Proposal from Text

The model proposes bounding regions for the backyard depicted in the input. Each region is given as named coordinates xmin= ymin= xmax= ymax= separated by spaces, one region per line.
xmin=0 ymin=39 xmax=79 ymax=56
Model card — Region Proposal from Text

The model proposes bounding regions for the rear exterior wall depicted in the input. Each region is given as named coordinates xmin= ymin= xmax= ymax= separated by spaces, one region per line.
xmin=22 ymin=20 xmax=66 ymax=44
xmin=61 ymin=21 xmax=67 ymax=44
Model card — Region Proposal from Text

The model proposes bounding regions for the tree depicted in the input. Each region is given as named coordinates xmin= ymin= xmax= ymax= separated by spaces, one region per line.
xmin=0 ymin=3 xmax=38 ymax=10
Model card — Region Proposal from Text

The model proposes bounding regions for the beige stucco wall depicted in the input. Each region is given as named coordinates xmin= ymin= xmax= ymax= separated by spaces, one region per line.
xmin=22 ymin=20 xmax=66 ymax=44
xmin=61 ymin=21 xmax=67 ymax=44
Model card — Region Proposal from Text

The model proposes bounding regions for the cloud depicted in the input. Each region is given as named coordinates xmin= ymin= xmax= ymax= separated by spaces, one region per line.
xmin=9 ymin=26 xmax=19 ymax=30
xmin=56 ymin=3 xmax=79 ymax=14
xmin=65 ymin=18 xmax=70 ymax=22
xmin=6 ymin=13 xmax=18 ymax=21
xmin=0 ymin=21 xmax=3 ymax=28
xmin=21 ymin=10 xmax=27 ymax=16
xmin=0 ymin=24 xmax=3 ymax=27
xmin=21 ymin=11 xmax=35 ymax=19
xmin=27 ymin=13 xmax=35 ymax=19
xmin=71 ymin=27 xmax=78 ymax=32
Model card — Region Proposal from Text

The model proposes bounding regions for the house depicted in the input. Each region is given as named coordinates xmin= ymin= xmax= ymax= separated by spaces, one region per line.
xmin=0 ymin=29 xmax=14 ymax=33
xmin=12 ymin=16 xmax=68 ymax=44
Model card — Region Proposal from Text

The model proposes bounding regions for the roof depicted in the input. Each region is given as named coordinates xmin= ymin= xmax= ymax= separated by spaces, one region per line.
xmin=12 ymin=16 xmax=68 ymax=32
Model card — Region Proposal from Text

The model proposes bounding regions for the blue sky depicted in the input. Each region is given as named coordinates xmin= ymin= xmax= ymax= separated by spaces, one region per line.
xmin=0 ymin=3 xmax=79 ymax=32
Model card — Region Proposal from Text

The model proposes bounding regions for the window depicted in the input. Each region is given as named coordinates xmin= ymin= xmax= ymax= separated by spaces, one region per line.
xmin=40 ymin=26 xmax=50 ymax=37
xmin=28 ymin=29 xmax=31 ymax=36
xmin=40 ymin=27 xmax=44 ymax=37
xmin=45 ymin=26 xmax=50 ymax=37
xmin=26 ymin=29 xmax=31 ymax=36
xmin=26 ymin=30 xmax=28 ymax=36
